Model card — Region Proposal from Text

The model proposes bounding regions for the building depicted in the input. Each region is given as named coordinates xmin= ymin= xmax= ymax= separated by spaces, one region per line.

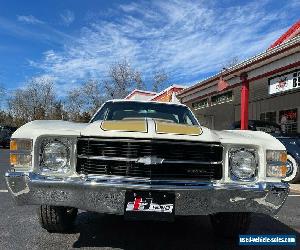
xmin=125 ymin=84 xmax=186 ymax=103
xmin=124 ymin=89 xmax=157 ymax=101
xmin=177 ymin=20 xmax=300 ymax=133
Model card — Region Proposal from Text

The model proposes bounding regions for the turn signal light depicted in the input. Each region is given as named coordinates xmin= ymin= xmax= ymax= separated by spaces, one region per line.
xmin=280 ymin=152 xmax=287 ymax=162
xmin=10 ymin=139 xmax=32 ymax=151
xmin=10 ymin=140 xmax=18 ymax=151
xmin=10 ymin=154 xmax=18 ymax=165
xmin=10 ymin=139 xmax=33 ymax=171
xmin=266 ymin=150 xmax=287 ymax=178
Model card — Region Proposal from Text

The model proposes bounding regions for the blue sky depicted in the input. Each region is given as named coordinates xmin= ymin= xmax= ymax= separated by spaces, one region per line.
xmin=0 ymin=0 xmax=299 ymax=94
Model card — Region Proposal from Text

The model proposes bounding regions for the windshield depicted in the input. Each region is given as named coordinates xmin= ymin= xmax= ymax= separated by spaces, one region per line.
xmin=91 ymin=101 xmax=199 ymax=125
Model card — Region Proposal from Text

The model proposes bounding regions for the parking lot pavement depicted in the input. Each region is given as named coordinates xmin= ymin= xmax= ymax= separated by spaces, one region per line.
xmin=1 ymin=148 xmax=300 ymax=250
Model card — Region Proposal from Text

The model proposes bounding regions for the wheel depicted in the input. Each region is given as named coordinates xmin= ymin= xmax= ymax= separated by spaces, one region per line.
xmin=283 ymin=155 xmax=300 ymax=183
xmin=210 ymin=212 xmax=251 ymax=238
xmin=38 ymin=205 xmax=78 ymax=233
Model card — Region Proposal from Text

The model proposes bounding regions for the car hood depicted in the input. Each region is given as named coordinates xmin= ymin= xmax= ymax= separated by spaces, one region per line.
xmin=271 ymin=132 xmax=300 ymax=139
xmin=81 ymin=119 xmax=220 ymax=142
xmin=215 ymin=130 xmax=285 ymax=150
xmin=12 ymin=120 xmax=88 ymax=138
xmin=270 ymin=133 xmax=300 ymax=147
xmin=11 ymin=120 xmax=285 ymax=150
xmin=12 ymin=119 xmax=220 ymax=143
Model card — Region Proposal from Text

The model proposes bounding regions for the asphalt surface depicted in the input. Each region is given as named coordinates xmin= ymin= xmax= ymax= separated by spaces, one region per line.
xmin=0 ymin=148 xmax=300 ymax=250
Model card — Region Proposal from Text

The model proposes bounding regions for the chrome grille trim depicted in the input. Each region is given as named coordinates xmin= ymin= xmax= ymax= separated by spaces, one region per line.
xmin=77 ymin=137 xmax=221 ymax=147
xmin=77 ymin=154 xmax=222 ymax=165
xmin=76 ymin=137 xmax=223 ymax=180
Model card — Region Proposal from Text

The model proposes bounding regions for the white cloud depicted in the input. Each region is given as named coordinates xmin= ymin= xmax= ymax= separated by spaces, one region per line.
xmin=60 ymin=10 xmax=75 ymax=26
xmin=0 ymin=16 xmax=73 ymax=46
xmin=31 ymin=0 xmax=297 ymax=90
xmin=17 ymin=15 xmax=43 ymax=24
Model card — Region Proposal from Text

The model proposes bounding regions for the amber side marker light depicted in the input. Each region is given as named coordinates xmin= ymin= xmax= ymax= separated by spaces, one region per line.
xmin=281 ymin=165 xmax=288 ymax=176
xmin=10 ymin=140 xmax=18 ymax=151
xmin=10 ymin=139 xmax=33 ymax=171
xmin=266 ymin=151 xmax=288 ymax=178
xmin=280 ymin=152 xmax=288 ymax=163
xmin=10 ymin=139 xmax=18 ymax=166
xmin=9 ymin=153 xmax=18 ymax=166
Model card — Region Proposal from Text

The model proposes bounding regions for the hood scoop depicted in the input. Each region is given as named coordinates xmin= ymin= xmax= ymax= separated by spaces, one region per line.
xmin=100 ymin=119 xmax=148 ymax=133
xmin=155 ymin=121 xmax=202 ymax=136
xmin=100 ymin=119 xmax=202 ymax=136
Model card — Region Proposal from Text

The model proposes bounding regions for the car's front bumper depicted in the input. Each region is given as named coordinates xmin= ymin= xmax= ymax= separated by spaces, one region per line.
xmin=5 ymin=172 xmax=289 ymax=216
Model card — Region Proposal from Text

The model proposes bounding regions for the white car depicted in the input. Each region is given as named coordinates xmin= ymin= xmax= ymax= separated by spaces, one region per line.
xmin=5 ymin=100 xmax=289 ymax=237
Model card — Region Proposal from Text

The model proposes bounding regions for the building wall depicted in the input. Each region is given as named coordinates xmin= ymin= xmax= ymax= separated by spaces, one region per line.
xmin=193 ymin=102 xmax=235 ymax=130
xmin=187 ymin=65 xmax=300 ymax=132
xmin=152 ymin=87 xmax=184 ymax=102
xmin=234 ymin=72 xmax=300 ymax=132
xmin=181 ymin=52 xmax=300 ymax=104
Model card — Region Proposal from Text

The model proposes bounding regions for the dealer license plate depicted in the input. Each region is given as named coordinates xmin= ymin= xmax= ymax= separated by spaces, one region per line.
xmin=124 ymin=191 xmax=175 ymax=221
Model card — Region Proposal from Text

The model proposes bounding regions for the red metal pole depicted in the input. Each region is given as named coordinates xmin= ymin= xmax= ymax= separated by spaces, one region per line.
xmin=240 ymin=73 xmax=249 ymax=130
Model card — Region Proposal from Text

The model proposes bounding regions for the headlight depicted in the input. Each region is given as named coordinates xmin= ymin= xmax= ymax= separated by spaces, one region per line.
xmin=266 ymin=150 xmax=287 ymax=178
xmin=229 ymin=148 xmax=258 ymax=181
xmin=10 ymin=139 xmax=32 ymax=171
xmin=40 ymin=138 xmax=74 ymax=174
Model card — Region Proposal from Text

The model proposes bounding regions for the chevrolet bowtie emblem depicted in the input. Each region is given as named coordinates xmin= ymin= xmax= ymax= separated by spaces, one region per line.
xmin=137 ymin=156 xmax=164 ymax=165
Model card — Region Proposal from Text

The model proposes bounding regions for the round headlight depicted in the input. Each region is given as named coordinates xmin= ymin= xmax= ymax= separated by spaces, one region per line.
xmin=42 ymin=142 xmax=70 ymax=173
xmin=230 ymin=149 xmax=257 ymax=180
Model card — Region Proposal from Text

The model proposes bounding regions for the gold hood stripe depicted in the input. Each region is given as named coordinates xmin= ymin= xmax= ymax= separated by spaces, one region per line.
xmin=155 ymin=121 xmax=202 ymax=136
xmin=100 ymin=120 xmax=148 ymax=133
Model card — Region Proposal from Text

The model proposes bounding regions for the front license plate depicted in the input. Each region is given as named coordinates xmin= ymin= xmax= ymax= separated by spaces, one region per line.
xmin=124 ymin=191 xmax=175 ymax=221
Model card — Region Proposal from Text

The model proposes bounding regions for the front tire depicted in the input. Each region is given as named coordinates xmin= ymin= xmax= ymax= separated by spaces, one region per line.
xmin=283 ymin=155 xmax=300 ymax=183
xmin=210 ymin=212 xmax=251 ymax=238
xmin=38 ymin=205 xmax=78 ymax=233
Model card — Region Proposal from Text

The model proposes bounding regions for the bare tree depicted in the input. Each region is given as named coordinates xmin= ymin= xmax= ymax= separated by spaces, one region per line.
xmin=0 ymin=110 xmax=13 ymax=126
xmin=0 ymin=84 xmax=6 ymax=110
xmin=8 ymin=76 xmax=57 ymax=126
xmin=65 ymin=87 xmax=84 ymax=121
xmin=65 ymin=79 xmax=104 ymax=122
xmin=51 ymin=101 xmax=66 ymax=120
xmin=152 ymin=70 xmax=168 ymax=92
xmin=82 ymin=80 xmax=104 ymax=114
xmin=104 ymin=59 xmax=145 ymax=99
xmin=132 ymin=70 xmax=145 ymax=90
xmin=4 ymin=59 xmax=173 ymax=126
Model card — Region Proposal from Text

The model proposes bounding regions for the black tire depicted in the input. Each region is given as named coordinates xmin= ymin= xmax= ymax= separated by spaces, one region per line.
xmin=38 ymin=205 xmax=78 ymax=233
xmin=210 ymin=212 xmax=251 ymax=238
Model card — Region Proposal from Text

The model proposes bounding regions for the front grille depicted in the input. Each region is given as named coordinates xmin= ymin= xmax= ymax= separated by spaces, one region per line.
xmin=76 ymin=137 xmax=223 ymax=180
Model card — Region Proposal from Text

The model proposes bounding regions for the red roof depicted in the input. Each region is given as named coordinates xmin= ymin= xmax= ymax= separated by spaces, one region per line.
xmin=269 ymin=20 xmax=300 ymax=49
xmin=151 ymin=85 xmax=186 ymax=101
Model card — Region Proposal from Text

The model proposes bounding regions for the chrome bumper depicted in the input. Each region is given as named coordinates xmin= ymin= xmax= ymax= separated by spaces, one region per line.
xmin=5 ymin=172 xmax=289 ymax=216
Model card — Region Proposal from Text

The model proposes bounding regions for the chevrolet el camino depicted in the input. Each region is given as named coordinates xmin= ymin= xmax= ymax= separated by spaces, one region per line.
xmin=5 ymin=100 xmax=289 ymax=237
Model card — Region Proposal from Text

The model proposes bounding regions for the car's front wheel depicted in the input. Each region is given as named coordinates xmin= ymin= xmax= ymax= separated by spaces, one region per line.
xmin=283 ymin=154 xmax=300 ymax=183
xmin=210 ymin=212 xmax=251 ymax=238
xmin=38 ymin=205 xmax=78 ymax=233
